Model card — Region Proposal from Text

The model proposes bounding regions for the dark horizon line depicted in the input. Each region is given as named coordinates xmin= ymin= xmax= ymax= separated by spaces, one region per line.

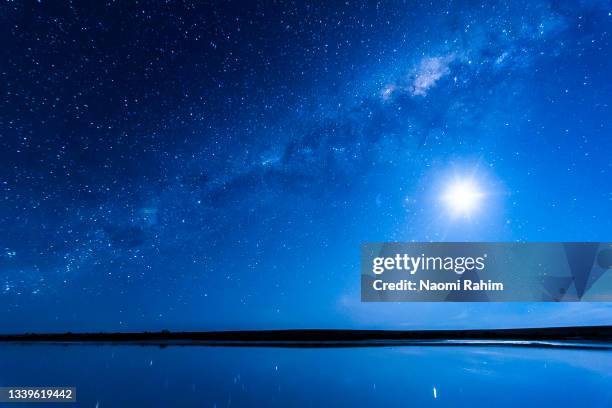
xmin=1 ymin=325 xmax=611 ymax=347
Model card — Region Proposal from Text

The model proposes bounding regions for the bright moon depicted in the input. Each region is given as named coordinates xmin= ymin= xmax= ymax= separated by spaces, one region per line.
xmin=442 ymin=179 xmax=483 ymax=216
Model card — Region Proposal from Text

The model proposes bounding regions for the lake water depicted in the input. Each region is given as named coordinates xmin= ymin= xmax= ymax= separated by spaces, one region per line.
xmin=0 ymin=344 xmax=610 ymax=407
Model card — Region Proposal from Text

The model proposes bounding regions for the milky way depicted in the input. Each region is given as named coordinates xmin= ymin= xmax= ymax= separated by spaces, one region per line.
xmin=1 ymin=1 xmax=611 ymax=332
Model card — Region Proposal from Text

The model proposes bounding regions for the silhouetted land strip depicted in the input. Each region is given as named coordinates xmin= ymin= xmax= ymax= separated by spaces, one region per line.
xmin=1 ymin=326 xmax=611 ymax=348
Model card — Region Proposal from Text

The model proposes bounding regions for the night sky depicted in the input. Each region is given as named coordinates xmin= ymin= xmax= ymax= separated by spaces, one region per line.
xmin=1 ymin=0 xmax=611 ymax=333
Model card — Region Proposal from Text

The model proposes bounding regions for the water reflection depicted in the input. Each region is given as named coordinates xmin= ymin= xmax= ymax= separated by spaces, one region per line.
xmin=0 ymin=345 xmax=610 ymax=407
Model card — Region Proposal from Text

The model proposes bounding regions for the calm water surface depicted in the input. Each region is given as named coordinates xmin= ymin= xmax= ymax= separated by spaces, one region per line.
xmin=0 ymin=345 xmax=611 ymax=407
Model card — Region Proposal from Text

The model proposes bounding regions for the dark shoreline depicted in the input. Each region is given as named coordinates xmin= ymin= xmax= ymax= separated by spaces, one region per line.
xmin=0 ymin=326 xmax=611 ymax=348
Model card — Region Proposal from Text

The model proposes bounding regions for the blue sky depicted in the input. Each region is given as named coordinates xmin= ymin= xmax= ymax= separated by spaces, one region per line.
xmin=1 ymin=0 xmax=611 ymax=332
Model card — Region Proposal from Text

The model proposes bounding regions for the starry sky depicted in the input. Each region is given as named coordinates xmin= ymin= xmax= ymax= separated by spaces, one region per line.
xmin=1 ymin=0 xmax=611 ymax=333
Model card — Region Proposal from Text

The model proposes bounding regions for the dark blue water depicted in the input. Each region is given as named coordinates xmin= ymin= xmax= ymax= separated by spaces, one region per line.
xmin=1 ymin=345 xmax=611 ymax=407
